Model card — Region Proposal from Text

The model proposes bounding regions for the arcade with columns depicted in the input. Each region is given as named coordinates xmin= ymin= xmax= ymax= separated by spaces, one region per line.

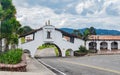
xmin=86 ymin=35 xmax=120 ymax=53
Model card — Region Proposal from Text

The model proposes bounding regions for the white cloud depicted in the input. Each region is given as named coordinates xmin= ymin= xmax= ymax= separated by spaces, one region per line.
xmin=76 ymin=0 xmax=94 ymax=14
xmin=13 ymin=0 xmax=120 ymax=31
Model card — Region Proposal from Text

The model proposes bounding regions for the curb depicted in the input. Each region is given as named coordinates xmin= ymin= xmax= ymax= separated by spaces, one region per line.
xmin=37 ymin=59 xmax=66 ymax=75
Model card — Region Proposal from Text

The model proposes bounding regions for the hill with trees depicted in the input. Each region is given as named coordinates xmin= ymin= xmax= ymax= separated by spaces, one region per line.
xmin=61 ymin=28 xmax=120 ymax=35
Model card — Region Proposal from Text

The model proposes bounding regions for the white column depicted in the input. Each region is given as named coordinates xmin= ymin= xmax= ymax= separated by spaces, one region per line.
xmin=61 ymin=49 xmax=66 ymax=57
xmin=108 ymin=41 xmax=111 ymax=51
xmin=97 ymin=41 xmax=100 ymax=51
xmin=70 ymin=50 xmax=74 ymax=56
xmin=2 ymin=39 xmax=5 ymax=51
xmin=18 ymin=38 xmax=22 ymax=48
xmin=86 ymin=41 xmax=89 ymax=50
xmin=118 ymin=41 xmax=120 ymax=50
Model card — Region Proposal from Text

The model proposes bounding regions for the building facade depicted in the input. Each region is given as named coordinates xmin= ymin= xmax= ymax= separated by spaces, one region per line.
xmin=19 ymin=23 xmax=84 ymax=57
xmin=1 ymin=21 xmax=120 ymax=56
xmin=86 ymin=35 xmax=120 ymax=54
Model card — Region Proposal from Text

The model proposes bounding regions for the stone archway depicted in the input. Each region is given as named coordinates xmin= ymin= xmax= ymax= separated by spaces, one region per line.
xmin=89 ymin=42 xmax=97 ymax=50
xmin=35 ymin=43 xmax=62 ymax=58
xmin=111 ymin=42 xmax=118 ymax=50
xmin=100 ymin=42 xmax=108 ymax=50
xmin=23 ymin=49 xmax=31 ymax=57
xmin=23 ymin=49 xmax=31 ymax=54
xmin=65 ymin=49 xmax=74 ymax=56
xmin=48 ymin=43 xmax=62 ymax=57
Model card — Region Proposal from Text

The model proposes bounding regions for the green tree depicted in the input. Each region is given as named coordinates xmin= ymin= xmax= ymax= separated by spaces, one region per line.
xmin=22 ymin=26 xmax=33 ymax=33
xmin=0 ymin=3 xmax=4 ymax=20
xmin=72 ymin=29 xmax=82 ymax=37
xmin=82 ymin=27 xmax=96 ymax=46
xmin=83 ymin=27 xmax=96 ymax=41
xmin=82 ymin=28 xmax=90 ymax=46
xmin=17 ymin=26 xmax=33 ymax=35
xmin=10 ymin=34 xmax=19 ymax=49
xmin=83 ymin=28 xmax=90 ymax=40
xmin=89 ymin=27 xmax=96 ymax=35
xmin=0 ymin=0 xmax=21 ymax=51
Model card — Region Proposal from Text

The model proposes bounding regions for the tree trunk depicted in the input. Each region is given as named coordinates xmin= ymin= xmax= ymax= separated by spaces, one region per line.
xmin=4 ymin=38 xmax=9 ymax=52
xmin=0 ymin=39 xmax=2 ymax=52
xmin=11 ymin=44 xmax=16 ymax=49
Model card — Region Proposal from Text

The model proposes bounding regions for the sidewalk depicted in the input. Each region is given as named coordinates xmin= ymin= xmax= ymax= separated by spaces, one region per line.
xmin=0 ymin=54 xmax=56 ymax=75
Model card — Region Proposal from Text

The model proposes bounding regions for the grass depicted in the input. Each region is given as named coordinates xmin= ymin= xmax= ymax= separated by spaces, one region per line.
xmin=38 ymin=44 xmax=54 ymax=50
xmin=54 ymin=47 xmax=59 ymax=56
xmin=66 ymin=50 xmax=70 ymax=56
xmin=78 ymin=46 xmax=88 ymax=53
xmin=0 ymin=48 xmax=23 ymax=64
xmin=21 ymin=37 xmax=25 ymax=44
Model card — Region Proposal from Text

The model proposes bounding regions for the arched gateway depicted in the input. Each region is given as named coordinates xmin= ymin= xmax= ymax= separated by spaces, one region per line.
xmin=18 ymin=22 xmax=84 ymax=57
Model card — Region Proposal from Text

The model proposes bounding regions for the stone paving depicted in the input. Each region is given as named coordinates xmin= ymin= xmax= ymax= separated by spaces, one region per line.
xmin=98 ymin=50 xmax=120 ymax=55
xmin=0 ymin=54 xmax=56 ymax=75
xmin=35 ymin=48 xmax=56 ymax=58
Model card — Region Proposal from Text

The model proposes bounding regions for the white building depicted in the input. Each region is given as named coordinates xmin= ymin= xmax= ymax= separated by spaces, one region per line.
xmin=1 ymin=21 xmax=120 ymax=57
xmin=18 ymin=23 xmax=84 ymax=57
xmin=86 ymin=35 xmax=120 ymax=54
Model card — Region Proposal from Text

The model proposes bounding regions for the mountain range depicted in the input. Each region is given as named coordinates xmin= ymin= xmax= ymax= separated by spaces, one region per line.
xmin=60 ymin=28 xmax=120 ymax=35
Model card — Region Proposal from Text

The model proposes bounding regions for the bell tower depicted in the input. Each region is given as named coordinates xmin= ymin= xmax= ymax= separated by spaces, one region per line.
xmin=43 ymin=20 xmax=55 ymax=43
xmin=45 ymin=20 xmax=51 ymax=26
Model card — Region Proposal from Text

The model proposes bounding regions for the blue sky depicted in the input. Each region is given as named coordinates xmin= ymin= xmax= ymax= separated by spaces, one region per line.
xmin=13 ymin=0 xmax=120 ymax=31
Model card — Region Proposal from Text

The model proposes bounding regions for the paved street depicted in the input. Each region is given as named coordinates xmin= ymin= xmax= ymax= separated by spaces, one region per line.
xmin=37 ymin=55 xmax=120 ymax=75
xmin=0 ymin=54 xmax=56 ymax=75
xmin=35 ymin=48 xmax=56 ymax=58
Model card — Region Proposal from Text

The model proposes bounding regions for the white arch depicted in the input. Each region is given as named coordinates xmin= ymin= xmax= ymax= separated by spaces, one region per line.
xmin=100 ymin=42 xmax=108 ymax=50
xmin=88 ymin=42 xmax=97 ymax=50
xmin=111 ymin=41 xmax=118 ymax=50
xmin=18 ymin=25 xmax=85 ymax=57
xmin=65 ymin=49 xmax=74 ymax=56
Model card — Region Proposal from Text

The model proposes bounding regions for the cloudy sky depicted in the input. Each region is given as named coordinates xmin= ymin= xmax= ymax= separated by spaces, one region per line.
xmin=13 ymin=0 xmax=120 ymax=31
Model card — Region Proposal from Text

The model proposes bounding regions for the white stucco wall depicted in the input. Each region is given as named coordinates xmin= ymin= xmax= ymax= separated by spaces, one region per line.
xmin=86 ymin=40 xmax=120 ymax=51
xmin=18 ymin=25 xmax=85 ymax=57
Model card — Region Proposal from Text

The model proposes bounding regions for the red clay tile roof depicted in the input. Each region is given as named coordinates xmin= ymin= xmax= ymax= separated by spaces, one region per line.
xmin=88 ymin=35 xmax=120 ymax=40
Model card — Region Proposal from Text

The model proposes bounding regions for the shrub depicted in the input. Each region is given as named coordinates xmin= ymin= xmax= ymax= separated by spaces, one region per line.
xmin=21 ymin=37 xmax=25 ymax=44
xmin=78 ymin=46 xmax=88 ymax=53
xmin=38 ymin=44 xmax=55 ymax=50
xmin=66 ymin=50 xmax=70 ymax=56
xmin=54 ymin=47 xmax=59 ymax=56
xmin=0 ymin=48 xmax=23 ymax=64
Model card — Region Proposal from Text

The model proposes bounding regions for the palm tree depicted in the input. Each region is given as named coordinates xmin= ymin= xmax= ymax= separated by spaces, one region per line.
xmin=0 ymin=20 xmax=13 ymax=51
xmin=10 ymin=34 xmax=19 ymax=49
xmin=82 ymin=28 xmax=90 ymax=47
xmin=89 ymin=27 xmax=96 ymax=35
xmin=82 ymin=27 xmax=96 ymax=49
xmin=0 ymin=0 xmax=21 ymax=51
xmin=0 ymin=3 xmax=4 ymax=20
